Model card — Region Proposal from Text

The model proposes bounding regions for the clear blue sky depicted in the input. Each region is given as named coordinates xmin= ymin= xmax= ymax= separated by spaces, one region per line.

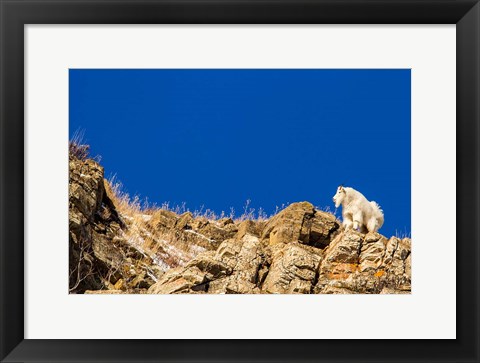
xmin=69 ymin=69 xmax=411 ymax=237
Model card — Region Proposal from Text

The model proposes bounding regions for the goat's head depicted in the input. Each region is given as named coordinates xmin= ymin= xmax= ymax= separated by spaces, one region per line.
xmin=333 ymin=185 xmax=346 ymax=208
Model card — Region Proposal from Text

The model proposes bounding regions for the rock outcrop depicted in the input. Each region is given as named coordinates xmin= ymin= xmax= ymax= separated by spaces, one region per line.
xmin=147 ymin=203 xmax=411 ymax=294
xmin=70 ymin=152 xmax=411 ymax=294
xmin=69 ymin=153 xmax=162 ymax=293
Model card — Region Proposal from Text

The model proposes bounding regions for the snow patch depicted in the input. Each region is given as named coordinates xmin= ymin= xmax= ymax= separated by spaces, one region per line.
xmin=184 ymin=229 xmax=214 ymax=243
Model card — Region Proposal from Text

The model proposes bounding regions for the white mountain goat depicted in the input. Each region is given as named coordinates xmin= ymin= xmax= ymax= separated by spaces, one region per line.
xmin=332 ymin=185 xmax=384 ymax=233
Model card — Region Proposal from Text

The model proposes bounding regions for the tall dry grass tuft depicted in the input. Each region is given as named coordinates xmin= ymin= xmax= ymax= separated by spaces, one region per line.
xmin=105 ymin=175 xmax=142 ymax=217
xmin=69 ymin=129 xmax=101 ymax=162
xmin=395 ymin=228 xmax=411 ymax=239
xmin=316 ymin=204 xmax=343 ymax=225
xmin=157 ymin=199 xmax=275 ymax=222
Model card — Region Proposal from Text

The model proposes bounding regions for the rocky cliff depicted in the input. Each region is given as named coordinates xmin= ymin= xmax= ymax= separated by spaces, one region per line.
xmin=69 ymin=152 xmax=411 ymax=294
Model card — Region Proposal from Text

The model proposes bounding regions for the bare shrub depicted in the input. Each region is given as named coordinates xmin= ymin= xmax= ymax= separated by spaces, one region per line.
xmin=69 ymin=237 xmax=96 ymax=293
xmin=69 ymin=129 xmax=101 ymax=162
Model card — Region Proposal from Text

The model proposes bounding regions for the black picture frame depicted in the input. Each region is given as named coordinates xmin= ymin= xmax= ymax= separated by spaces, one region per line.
xmin=1 ymin=1 xmax=479 ymax=362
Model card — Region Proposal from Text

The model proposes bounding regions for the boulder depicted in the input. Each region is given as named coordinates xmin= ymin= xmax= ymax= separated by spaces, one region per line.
xmin=262 ymin=242 xmax=322 ymax=294
xmin=261 ymin=202 xmax=339 ymax=247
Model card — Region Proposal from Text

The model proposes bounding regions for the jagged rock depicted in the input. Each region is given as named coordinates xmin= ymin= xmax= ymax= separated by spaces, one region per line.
xmin=192 ymin=220 xmax=237 ymax=246
xmin=147 ymin=209 xmax=178 ymax=230
xmin=307 ymin=210 xmax=340 ymax=248
xmin=382 ymin=237 xmax=399 ymax=266
xmin=69 ymin=155 xmax=163 ymax=294
xmin=235 ymin=220 xmax=262 ymax=239
xmin=69 ymin=158 xmax=104 ymax=221
xmin=404 ymin=254 xmax=411 ymax=277
xmin=69 ymin=155 xmax=108 ymax=292
xmin=218 ymin=217 xmax=234 ymax=227
xmin=212 ymin=234 xmax=266 ymax=294
xmin=185 ymin=251 xmax=232 ymax=280
xmin=261 ymin=202 xmax=311 ymax=245
xmin=324 ymin=230 xmax=363 ymax=265
xmin=174 ymin=216 xmax=238 ymax=251
xmin=148 ymin=251 xmax=232 ymax=294
xmin=315 ymin=230 xmax=411 ymax=294
xmin=176 ymin=211 xmax=194 ymax=230
xmin=380 ymin=237 xmax=411 ymax=292
xmin=148 ymin=266 xmax=205 ymax=294
xmin=148 ymin=234 xmax=266 ymax=294
xmin=262 ymin=242 xmax=322 ymax=294
xmin=261 ymin=202 xmax=339 ymax=247
xmin=316 ymin=230 xmax=371 ymax=294
xmin=359 ymin=233 xmax=387 ymax=272
xmin=216 ymin=235 xmax=263 ymax=278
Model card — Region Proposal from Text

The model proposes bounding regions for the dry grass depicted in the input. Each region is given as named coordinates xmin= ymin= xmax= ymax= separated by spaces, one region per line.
xmin=105 ymin=175 xmax=143 ymax=216
xmin=104 ymin=177 xmax=210 ymax=269
xmin=151 ymin=198 xmax=280 ymax=222
xmin=395 ymin=228 xmax=411 ymax=239
xmin=69 ymin=129 xmax=101 ymax=162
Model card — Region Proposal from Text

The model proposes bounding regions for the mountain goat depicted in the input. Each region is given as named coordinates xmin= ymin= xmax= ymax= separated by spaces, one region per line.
xmin=332 ymin=185 xmax=384 ymax=233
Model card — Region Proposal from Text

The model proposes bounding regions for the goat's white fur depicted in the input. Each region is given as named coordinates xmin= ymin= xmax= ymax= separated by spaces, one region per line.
xmin=333 ymin=186 xmax=384 ymax=233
